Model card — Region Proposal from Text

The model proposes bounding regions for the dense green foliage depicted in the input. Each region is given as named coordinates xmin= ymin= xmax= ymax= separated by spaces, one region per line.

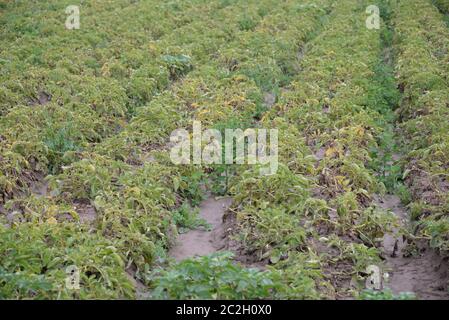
xmin=149 ymin=252 xmax=319 ymax=299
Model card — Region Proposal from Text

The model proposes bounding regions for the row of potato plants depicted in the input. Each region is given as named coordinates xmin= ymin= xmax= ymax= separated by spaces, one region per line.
xmin=433 ymin=0 xmax=449 ymax=14
xmin=392 ymin=0 xmax=449 ymax=254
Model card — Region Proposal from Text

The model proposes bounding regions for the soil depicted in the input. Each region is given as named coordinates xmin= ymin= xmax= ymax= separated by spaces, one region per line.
xmin=169 ymin=196 xmax=233 ymax=261
xmin=377 ymin=194 xmax=449 ymax=299
xmin=72 ymin=199 xmax=97 ymax=224
xmin=263 ymin=92 xmax=276 ymax=108
xmin=29 ymin=179 xmax=97 ymax=224
xmin=30 ymin=179 xmax=49 ymax=196
xmin=29 ymin=91 xmax=51 ymax=106
xmin=125 ymin=265 xmax=151 ymax=300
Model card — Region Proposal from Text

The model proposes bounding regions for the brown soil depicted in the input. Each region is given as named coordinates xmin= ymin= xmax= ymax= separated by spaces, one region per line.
xmin=72 ymin=199 xmax=97 ymax=224
xmin=125 ymin=265 xmax=151 ymax=300
xmin=29 ymin=91 xmax=51 ymax=106
xmin=29 ymin=178 xmax=49 ymax=196
xmin=377 ymin=194 xmax=449 ymax=299
xmin=263 ymin=92 xmax=276 ymax=108
xmin=169 ymin=196 xmax=233 ymax=261
xmin=11 ymin=179 xmax=98 ymax=225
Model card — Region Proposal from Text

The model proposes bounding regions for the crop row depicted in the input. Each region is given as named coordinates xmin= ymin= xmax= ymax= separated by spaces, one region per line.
xmin=433 ymin=0 xmax=449 ymax=14
xmin=393 ymin=0 xmax=449 ymax=253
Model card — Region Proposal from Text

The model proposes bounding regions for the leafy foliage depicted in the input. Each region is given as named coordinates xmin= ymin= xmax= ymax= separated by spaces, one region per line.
xmin=1 ymin=0 xmax=448 ymax=300
xmin=149 ymin=252 xmax=318 ymax=299
xmin=393 ymin=0 xmax=449 ymax=253
xmin=359 ymin=289 xmax=415 ymax=300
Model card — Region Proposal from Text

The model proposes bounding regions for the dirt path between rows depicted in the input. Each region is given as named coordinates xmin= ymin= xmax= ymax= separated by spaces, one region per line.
xmin=377 ymin=194 xmax=449 ymax=299
xmin=169 ymin=196 xmax=233 ymax=261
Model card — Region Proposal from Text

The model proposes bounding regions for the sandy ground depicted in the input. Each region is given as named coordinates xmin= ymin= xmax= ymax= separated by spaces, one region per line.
xmin=169 ymin=196 xmax=233 ymax=261
xmin=378 ymin=194 xmax=449 ymax=299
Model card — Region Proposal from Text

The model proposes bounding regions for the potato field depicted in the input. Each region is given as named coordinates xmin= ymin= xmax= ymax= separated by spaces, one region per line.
xmin=0 ymin=0 xmax=448 ymax=300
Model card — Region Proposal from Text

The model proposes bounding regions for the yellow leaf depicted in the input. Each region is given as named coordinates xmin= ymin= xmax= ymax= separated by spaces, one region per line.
xmin=198 ymin=109 xmax=209 ymax=116
xmin=47 ymin=217 xmax=58 ymax=225
xmin=325 ymin=147 xmax=338 ymax=158
xmin=129 ymin=187 xmax=141 ymax=196
xmin=101 ymin=63 xmax=110 ymax=77
xmin=335 ymin=175 xmax=351 ymax=190
xmin=47 ymin=205 xmax=58 ymax=216
xmin=335 ymin=175 xmax=346 ymax=184
xmin=355 ymin=126 xmax=365 ymax=137
xmin=234 ymin=75 xmax=246 ymax=82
